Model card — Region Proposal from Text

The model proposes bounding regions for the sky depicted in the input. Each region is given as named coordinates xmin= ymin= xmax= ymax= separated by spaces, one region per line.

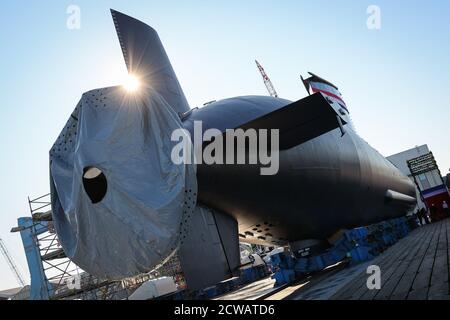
xmin=0 ymin=0 xmax=449 ymax=290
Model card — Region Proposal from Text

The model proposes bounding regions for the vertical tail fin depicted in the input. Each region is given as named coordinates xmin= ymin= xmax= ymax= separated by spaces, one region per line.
xmin=301 ymin=72 xmax=349 ymax=113
xmin=111 ymin=9 xmax=190 ymax=114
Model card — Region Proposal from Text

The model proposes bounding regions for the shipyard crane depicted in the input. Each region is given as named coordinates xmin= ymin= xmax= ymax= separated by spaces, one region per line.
xmin=255 ymin=60 xmax=278 ymax=97
xmin=0 ymin=237 xmax=26 ymax=287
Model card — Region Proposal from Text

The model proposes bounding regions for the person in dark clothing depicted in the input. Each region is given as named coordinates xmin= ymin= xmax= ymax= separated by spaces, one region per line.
xmin=430 ymin=204 xmax=438 ymax=221
xmin=425 ymin=209 xmax=431 ymax=224
xmin=415 ymin=209 xmax=422 ymax=226
xmin=417 ymin=207 xmax=428 ymax=225
xmin=443 ymin=200 xmax=449 ymax=218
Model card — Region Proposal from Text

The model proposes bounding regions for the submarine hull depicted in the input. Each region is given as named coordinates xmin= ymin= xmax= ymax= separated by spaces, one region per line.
xmin=184 ymin=96 xmax=416 ymax=247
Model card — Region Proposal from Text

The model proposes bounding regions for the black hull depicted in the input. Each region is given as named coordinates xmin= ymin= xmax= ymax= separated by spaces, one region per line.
xmin=184 ymin=96 xmax=416 ymax=246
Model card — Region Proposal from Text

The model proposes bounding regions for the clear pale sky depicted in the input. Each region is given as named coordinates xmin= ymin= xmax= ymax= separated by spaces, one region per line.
xmin=0 ymin=1 xmax=449 ymax=290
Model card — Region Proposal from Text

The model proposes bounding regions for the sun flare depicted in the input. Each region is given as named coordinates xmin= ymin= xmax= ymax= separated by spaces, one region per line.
xmin=123 ymin=74 xmax=141 ymax=93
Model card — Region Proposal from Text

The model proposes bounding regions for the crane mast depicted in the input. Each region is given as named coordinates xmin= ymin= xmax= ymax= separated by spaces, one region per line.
xmin=255 ymin=60 xmax=278 ymax=98
xmin=0 ymin=237 xmax=26 ymax=287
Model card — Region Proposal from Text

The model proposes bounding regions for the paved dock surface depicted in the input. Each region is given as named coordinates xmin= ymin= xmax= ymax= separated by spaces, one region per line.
xmin=214 ymin=277 xmax=276 ymax=300
xmin=289 ymin=218 xmax=450 ymax=300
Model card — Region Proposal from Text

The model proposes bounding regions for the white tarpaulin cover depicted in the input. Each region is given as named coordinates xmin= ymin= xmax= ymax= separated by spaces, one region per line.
xmin=50 ymin=86 xmax=196 ymax=279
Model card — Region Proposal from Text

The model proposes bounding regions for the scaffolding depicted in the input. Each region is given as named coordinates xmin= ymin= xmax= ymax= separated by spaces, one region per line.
xmin=27 ymin=194 xmax=79 ymax=297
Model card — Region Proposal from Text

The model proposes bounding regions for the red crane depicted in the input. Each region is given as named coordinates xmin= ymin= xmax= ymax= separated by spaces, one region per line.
xmin=255 ymin=60 xmax=278 ymax=98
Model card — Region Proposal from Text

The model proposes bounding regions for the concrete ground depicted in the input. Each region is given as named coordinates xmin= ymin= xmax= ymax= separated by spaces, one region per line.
xmin=287 ymin=218 xmax=450 ymax=300
xmin=219 ymin=218 xmax=450 ymax=300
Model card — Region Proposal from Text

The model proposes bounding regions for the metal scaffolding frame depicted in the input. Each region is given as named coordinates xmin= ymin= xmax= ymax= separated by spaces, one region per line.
xmin=27 ymin=194 xmax=81 ymax=298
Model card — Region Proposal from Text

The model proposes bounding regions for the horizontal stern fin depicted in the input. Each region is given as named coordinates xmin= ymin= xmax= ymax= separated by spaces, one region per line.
xmin=385 ymin=189 xmax=417 ymax=205
xmin=237 ymin=93 xmax=346 ymax=149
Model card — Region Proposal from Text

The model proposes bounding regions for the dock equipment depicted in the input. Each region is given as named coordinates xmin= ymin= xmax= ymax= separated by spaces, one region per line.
xmin=269 ymin=216 xmax=417 ymax=287
xmin=155 ymin=263 xmax=271 ymax=300
xmin=330 ymin=218 xmax=450 ymax=300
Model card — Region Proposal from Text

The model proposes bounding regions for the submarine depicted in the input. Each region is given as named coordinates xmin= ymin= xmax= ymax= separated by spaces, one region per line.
xmin=49 ymin=10 xmax=416 ymax=289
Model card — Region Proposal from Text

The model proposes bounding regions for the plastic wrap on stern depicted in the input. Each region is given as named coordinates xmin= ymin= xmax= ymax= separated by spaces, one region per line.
xmin=49 ymin=86 xmax=196 ymax=279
